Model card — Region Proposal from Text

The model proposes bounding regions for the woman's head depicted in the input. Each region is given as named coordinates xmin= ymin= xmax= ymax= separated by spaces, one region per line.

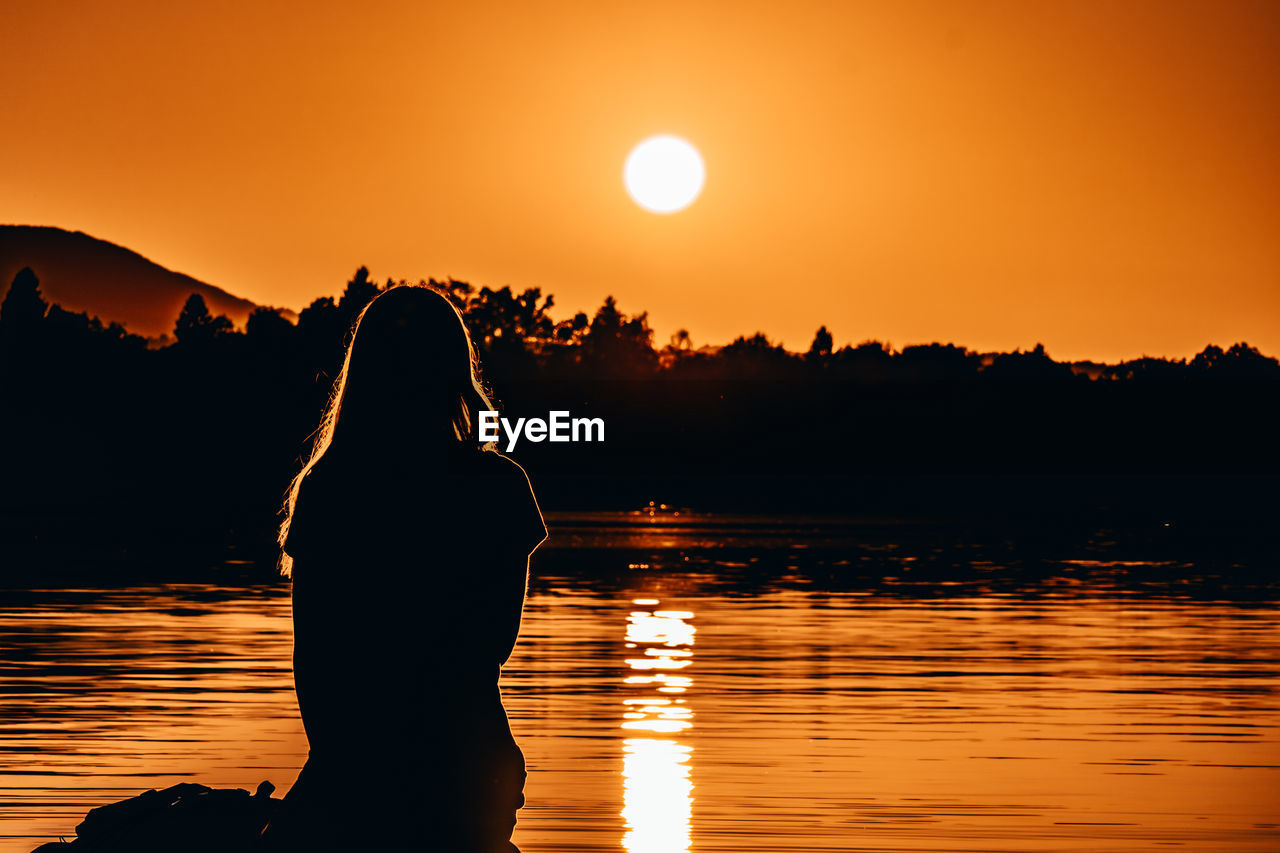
xmin=278 ymin=284 xmax=492 ymax=574
xmin=332 ymin=285 xmax=490 ymax=446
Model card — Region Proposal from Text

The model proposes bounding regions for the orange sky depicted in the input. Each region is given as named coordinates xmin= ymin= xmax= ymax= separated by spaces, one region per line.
xmin=3 ymin=0 xmax=1278 ymax=361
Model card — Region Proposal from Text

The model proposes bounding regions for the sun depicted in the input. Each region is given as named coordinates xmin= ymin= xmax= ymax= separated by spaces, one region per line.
xmin=624 ymin=136 xmax=705 ymax=214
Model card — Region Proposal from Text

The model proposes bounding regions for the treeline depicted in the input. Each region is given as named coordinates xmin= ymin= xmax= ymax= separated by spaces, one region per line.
xmin=1 ymin=265 xmax=1278 ymax=569
xmin=7 ymin=264 xmax=1278 ymax=385
xmin=6 ymin=263 xmax=1278 ymax=386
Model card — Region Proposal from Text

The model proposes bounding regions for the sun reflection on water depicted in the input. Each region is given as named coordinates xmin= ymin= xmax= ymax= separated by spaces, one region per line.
xmin=621 ymin=598 xmax=695 ymax=853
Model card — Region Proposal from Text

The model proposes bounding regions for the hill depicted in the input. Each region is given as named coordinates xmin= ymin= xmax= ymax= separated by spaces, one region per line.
xmin=0 ymin=225 xmax=267 ymax=338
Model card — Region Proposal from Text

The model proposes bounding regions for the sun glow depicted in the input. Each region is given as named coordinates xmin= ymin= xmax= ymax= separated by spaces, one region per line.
xmin=624 ymin=136 xmax=705 ymax=214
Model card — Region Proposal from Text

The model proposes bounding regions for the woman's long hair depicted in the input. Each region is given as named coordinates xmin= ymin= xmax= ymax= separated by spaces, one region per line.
xmin=277 ymin=284 xmax=493 ymax=576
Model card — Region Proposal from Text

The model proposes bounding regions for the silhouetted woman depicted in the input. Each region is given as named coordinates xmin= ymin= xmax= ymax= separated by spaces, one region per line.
xmin=259 ymin=285 xmax=547 ymax=852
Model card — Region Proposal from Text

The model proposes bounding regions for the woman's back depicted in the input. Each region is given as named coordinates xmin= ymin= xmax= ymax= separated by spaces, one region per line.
xmin=286 ymin=448 xmax=543 ymax=713
xmin=265 ymin=446 xmax=546 ymax=851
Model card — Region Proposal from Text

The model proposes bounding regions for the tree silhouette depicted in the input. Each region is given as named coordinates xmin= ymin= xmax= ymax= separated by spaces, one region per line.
xmin=658 ymin=329 xmax=696 ymax=369
xmin=246 ymin=306 xmax=296 ymax=355
xmin=553 ymin=311 xmax=589 ymax=345
xmin=581 ymin=296 xmax=655 ymax=372
xmin=719 ymin=332 xmax=796 ymax=379
xmin=1192 ymin=342 xmax=1280 ymax=379
xmin=294 ymin=296 xmax=345 ymax=382
xmin=807 ymin=326 xmax=833 ymax=361
xmin=983 ymin=342 xmax=1075 ymax=380
xmin=0 ymin=267 xmax=49 ymax=344
xmin=174 ymin=293 xmax=233 ymax=345
xmin=426 ymin=277 xmax=475 ymax=311
xmin=337 ymin=267 xmax=382 ymax=324
xmin=829 ymin=340 xmax=892 ymax=381
xmin=897 ymin=343 xmax=977 ymax=380
xmin=465 ymin=286 xmax=556 ymax=355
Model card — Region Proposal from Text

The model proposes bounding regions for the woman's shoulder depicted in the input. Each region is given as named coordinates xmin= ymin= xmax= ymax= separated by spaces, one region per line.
xmin=466 ymin=447 xmax=533 ymax=483
xmin=470 ymin=449 xmax=546 ymax=548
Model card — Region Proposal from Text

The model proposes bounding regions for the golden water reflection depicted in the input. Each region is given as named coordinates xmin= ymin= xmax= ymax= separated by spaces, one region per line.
xmin=622 ymin=738 xmax=694 ymax=853
xmin=621 ymin=598 xmax=695 ymax=853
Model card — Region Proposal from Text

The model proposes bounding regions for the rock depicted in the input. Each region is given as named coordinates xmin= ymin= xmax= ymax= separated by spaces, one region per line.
xmin=33 ymin=782 xmax=280 ymax=852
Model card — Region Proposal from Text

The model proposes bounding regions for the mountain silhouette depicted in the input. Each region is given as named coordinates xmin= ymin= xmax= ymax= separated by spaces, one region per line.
xmin=0 ymin=225 xmax=281 ymax=338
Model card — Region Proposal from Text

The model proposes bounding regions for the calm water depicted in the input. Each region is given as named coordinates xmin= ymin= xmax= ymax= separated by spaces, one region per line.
xmin=1 ymin=513 xmax=1278 ymax=852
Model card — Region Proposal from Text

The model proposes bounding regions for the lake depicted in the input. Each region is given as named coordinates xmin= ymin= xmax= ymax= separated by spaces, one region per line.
xmin=1 ymin=512 xmax=1277 ymax=851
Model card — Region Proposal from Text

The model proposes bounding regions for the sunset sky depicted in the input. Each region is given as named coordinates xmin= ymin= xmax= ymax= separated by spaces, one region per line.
xmin=4 ymin=0 xmax=1278 ymax=361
